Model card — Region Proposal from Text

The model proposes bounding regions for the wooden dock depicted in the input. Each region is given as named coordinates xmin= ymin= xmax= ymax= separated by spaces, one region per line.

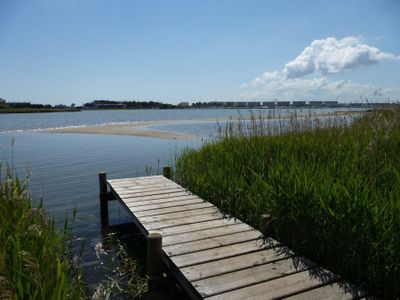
xmin=99 ymin=171 xmax=364 ymax=299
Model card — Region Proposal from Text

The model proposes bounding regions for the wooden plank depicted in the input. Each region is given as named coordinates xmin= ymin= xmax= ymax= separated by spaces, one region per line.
xmin=117 ymin=177 xmax=169 ymax=184
xmin=127 ymin=198 xmax=205 ymax=212
xmin=181 ymin=246 xmax=294 ymax=281
xmin=121 ymin=191 xmax=194 ymax=202
xmin=194 ymin=256 xmax=316 ymax=297
xmin=108 ymin=177 xmax=166 ymax=186
xmin=134 ymin=202 xmax=215 ymax=218
xmin=126 ymin=195 xmax=200 ymax=207
xmin=110 ymin=178 xmax=177 ymax=186
xmin=117 ymin=187 xmax=188 ymax=198
xmin=163 ymin=230 xmax=262 ymax=256
xmin=142 ymin=212 xmax=225 ymax=231
xmin=108 ymin=175 xmax=164 ymax=183
xmin=205 ymin=268 xmax=339 ymax=300
xmin=171 ymin=239 xmax=277 ymax=268
xmin=112 ymin=183 xmax=182 ymax=193
xmin=162 ymin=223 xmax=254 ymax=247
xmin=139 ymin=207 xmax=220 ymax=223
xmin=284 ymin=281 xmax=364 ymax=300
xmin=159 ymin=218 xmax=242 ymax=237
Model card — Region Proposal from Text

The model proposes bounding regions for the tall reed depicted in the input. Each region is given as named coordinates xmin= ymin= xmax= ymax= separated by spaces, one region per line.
xmin=176 ymin=107 xmax=400 ymax=299
xmin=0 ymin=172 xmax=85 ymax=299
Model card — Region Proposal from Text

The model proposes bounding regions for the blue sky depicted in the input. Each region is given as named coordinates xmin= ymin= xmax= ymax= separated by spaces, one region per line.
xmin=0 ymin=0 xmax=399 ymax=105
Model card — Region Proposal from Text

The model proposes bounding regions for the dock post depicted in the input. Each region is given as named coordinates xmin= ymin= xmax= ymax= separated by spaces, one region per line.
xmin=260 ymin=214 xmax=273 ymax=236
xmin=163 ymin=165 xmax=172 ymax=179
xmin=99 ymin=172 xmax=109 ymax=228
xmin=147 ymin=232 xmax=164 ymax=294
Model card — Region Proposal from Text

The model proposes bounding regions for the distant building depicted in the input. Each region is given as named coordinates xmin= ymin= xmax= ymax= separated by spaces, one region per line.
xmin=323 ymin=101 xmax=339 ymax=107
xmin=247 ymin=101 xmax=261 ymax=108
xmin=308 ymin=101 xmax=323 ymax=107
xmin=208 ymin=101 xmax=225 ymax=108
xmin=262 ymin=101 xmax=276 ymax=108
xmin=276 ymin=101 xmax=290 ymax=107
xmin=292 ymin=101 xmax=306 ymax=107
xmin=0 ymin=98 xmax=5 ymax=104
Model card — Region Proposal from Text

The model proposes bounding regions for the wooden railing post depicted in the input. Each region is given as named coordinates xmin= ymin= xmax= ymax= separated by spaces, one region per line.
xmin=163 ymin=165 xmax=171 ymax=179
xmin=260 ymin=214 xmax=273 ymax=236
xmin=99 ymin=172 xmax=109 ymax=228
xmin=147 ymin=232 xmax=164 ymax=293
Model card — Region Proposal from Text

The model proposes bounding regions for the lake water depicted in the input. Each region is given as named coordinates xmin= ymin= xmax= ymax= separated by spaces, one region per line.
xmin=0 ymin=108 xmax=357 ymax=293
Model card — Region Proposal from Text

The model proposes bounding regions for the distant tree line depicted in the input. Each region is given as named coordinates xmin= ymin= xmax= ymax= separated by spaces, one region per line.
xmin=0 ymin=98 xmax=79 ymax=113
xmin=83 ymin=100 xmax=176 ymax=109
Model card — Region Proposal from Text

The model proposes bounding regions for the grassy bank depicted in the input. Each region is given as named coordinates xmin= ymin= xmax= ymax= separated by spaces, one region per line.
xmin=0 ymin=174 xmax=85 ymax=299
xmin=175 ymin=108 xmax=400 ymax=299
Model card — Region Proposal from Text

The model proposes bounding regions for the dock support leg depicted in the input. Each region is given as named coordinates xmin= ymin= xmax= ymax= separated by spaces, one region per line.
xmin=260 ymin=214 xmax=273 ymax=236
xmin=163 ymin=165 xmax=171 ymax=179
xmin=147 ymin=232 xmax=165 ymax=296
xmin=99 ymin=172 xmax=109 ymax=228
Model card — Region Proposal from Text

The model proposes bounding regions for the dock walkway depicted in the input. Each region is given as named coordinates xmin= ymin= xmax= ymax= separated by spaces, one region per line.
xmin=101 ymin=173 xmax=363 ymax=299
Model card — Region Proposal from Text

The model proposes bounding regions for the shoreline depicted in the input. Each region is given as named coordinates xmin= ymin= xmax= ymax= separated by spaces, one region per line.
xmin=43 ymin=110 xmax=363 ymax=140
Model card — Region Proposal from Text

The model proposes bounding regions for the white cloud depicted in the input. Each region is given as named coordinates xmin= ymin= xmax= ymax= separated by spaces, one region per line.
xmin=283 ymin=37 xmax=396 ymax=78
xmin=241 ymin=36 xmax=399 ymax=101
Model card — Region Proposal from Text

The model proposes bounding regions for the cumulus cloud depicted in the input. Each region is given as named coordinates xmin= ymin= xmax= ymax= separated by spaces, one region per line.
xmin=283 ymin=36 xmax=396 ymax=78
xmin=241 ymin=36 xmax=399 ymax=100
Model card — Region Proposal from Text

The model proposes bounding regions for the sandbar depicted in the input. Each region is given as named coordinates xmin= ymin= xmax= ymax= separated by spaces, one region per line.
xmin=44 ymin=111 xmax=363 ymax=140
xmin=44 ymin=121 xmax=197 ymax=140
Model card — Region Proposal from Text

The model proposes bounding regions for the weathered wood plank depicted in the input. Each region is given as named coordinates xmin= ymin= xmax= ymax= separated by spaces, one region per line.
xmin=127 ymin=195 xmax=200 ymax=207
xmin=194 ymin=256 xmax=316 ymax=297
xmin=108 ymin=175 xmax=164 ymax=183
xmin=134 ymin=202 xmax=215 ymax=218
xmin=163 ymin=230 xmax=262 ymax=256
xmin=205 ymin=268 xmax=339 ymax=300
xmin=121 ymin=191 xmax=194 ymax=202
xmin=107 ymin=176 xmax=166 ymax=186
xmin=117 ymin=187 xmax=188 ymax=198
xmin=139 ymin=207 xmax=220 ymax=223
xmin=162 ymin=223 xmax=254 ymax=247
xmin=110 ymin=178 xmax=178 ymax=186
xmin=171 ymin=239 xmax=277 ymax=268
xmin=284 ymin=281 xmax=364 ymax=300
xmin=159 ymin=218 xmax=242 ymax=237
xmin=142 ymin=212 xmax=225 ymax=231
xmin=127 ymin=198 xmax=205 ymax=212
xmin=112 ymin=183 xmax=182 ymax=193
xmin=181 ymin=246 xmax=294 ymax=281
xmin=127 ymin=198 xmax=205 ymax=213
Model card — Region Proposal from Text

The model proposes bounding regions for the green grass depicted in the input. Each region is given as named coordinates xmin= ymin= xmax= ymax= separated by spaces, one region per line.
xmin=0 ymin=173 xmax=85 ymax=299
xmin=175 ymin=107 xmax=400 ymax=299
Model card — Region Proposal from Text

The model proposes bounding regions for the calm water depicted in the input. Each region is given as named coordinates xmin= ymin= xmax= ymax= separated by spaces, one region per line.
xmin=0 ymin=108 xmax=356 ymax=292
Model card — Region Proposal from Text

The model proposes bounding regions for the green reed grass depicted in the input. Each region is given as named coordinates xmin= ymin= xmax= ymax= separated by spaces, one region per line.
xmin=0 ymin=173 xmax=85 ymax=299
xmin=175 ymin=107 xmax=400 ymax=299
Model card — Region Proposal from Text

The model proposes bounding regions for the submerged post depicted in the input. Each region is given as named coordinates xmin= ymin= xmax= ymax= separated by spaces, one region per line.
xmin=147 ymin=232 xmax=164 ymax=292
xmin=163 ymin=165 xmax=172 ymax=179
xmin=99 ymin=172 xmax=109 ymax=228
